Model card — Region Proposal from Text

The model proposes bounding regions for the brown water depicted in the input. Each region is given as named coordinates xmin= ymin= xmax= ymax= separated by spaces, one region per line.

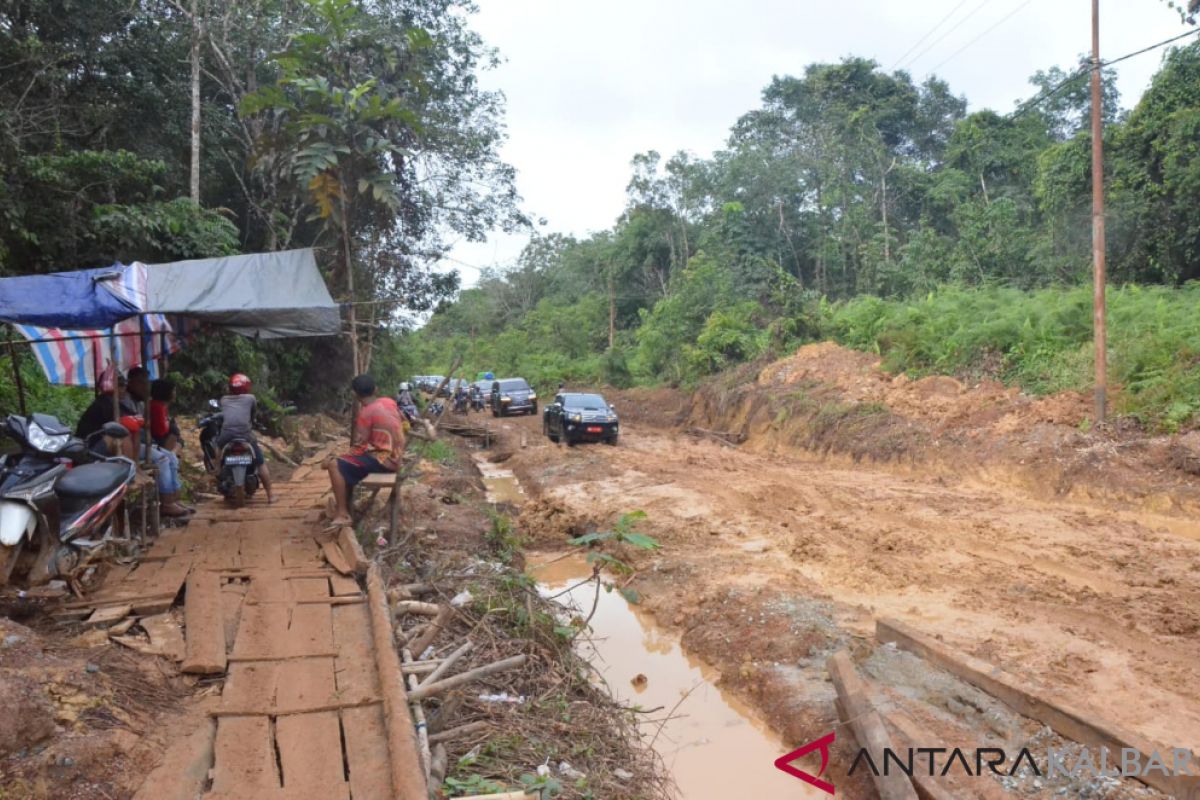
xmin=473 ymin=456 xmax=527 ymax=505
xmin=528 ymin=552 xmax=823 ymax=799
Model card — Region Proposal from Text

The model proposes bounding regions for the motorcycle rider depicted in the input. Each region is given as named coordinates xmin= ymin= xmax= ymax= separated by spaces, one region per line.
xmin=217 ymin=373 xmax=275 ymax=504
xmin=396 ymin=383 xmax=418 ymax=419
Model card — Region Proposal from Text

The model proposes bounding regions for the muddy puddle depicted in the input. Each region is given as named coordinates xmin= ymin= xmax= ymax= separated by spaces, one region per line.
xmin=473 ymin=454 xmax=526 ymax=504
xmin=528 ymin=552 xmax=821 ymax=799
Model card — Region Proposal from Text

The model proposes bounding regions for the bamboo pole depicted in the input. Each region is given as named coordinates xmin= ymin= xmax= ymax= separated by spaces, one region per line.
xmin=407 ymin=654 xmax=527 ymax=702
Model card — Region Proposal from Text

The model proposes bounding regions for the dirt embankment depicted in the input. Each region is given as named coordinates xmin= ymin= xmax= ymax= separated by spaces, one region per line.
xmin=673 ymin=342 xmax=1200 ymax=517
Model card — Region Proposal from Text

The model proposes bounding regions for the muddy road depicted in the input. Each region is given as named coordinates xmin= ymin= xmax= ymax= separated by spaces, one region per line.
xmin=491 ymin=409 xmax=1200 ymax=788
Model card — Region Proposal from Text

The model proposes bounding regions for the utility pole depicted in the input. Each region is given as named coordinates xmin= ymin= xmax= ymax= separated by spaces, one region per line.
xmin=1090 ymin=0 xmax=1108 ymax=422
xmin=607 ymin=265 xmax=616 ymax=349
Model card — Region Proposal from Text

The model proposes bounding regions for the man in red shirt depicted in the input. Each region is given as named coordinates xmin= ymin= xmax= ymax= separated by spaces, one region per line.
xmin=326 ymin=374 xmax=405 ymax=527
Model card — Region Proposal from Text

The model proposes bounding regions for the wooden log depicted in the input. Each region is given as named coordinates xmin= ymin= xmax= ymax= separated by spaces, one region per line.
xmin=428 ymin=720 xmax=489 ymax=745
xmin=394 ymin=601 xmax=441 ymax=617
xmin=826 ymin=650 xmax=918 ymax=800
xmin=429 ymin=743 xmax=448 ymax=789
xmin=876 ymin=618 xmax=1200 ymax=800
xmin=451 ymin=792 xmax=536 ymax=800
xmin=366 ymin=564 xmax=428 ymax=800
xmin=408 ymin=605 xmax=451 ymax=658
xmin=407 ymin=654 xmax=527 ymax=702
xmin=419 ymin=640 xmax=473 ymax=688
xmin=882 ymin=712 xmax=996 ymax=800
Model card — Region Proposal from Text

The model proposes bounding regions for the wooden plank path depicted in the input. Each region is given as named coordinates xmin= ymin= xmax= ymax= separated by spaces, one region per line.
xmin=123 ymin=471 xmax=428 ymax=800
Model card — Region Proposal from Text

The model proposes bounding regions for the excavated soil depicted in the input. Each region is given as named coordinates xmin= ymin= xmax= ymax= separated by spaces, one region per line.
xmin=487 ymin=345 xmax=1200 ymax=797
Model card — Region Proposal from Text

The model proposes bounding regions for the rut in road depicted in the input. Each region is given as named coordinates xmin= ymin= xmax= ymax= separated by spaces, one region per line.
xmin=76 ymin=467 xmax=426 ymax=800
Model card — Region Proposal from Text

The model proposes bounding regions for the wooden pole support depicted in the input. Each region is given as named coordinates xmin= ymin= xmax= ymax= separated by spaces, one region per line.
xmin=420 ymin=640 xmax=473 ymax=688
xmin=826 ymin=650 xmax=918 ymax=800
xmin=876 ymin=618 xmax=1200 ymax=800
xmin=408 ymin=605 xmax=451 ymax=658
xmin=428 ymin=720 xmax=489 ymax=745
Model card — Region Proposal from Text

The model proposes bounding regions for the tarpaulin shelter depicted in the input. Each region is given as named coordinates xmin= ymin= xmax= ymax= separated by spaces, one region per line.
xmin=0 ymin=248 xmax=340 ymax=393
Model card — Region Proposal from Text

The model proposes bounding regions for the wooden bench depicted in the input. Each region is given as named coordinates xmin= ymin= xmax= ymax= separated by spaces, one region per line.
xmin=352 ymin=466 xmax=416 ymax=544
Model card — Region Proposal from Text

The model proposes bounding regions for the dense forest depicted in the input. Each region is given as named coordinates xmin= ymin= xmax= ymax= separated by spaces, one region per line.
xmin=411 ymin=38 xmax=1200 ymax=428
xmin=0 ymin=0 xmax=524 ymax=414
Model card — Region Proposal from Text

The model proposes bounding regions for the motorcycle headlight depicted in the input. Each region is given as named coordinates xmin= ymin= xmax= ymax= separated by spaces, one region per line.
xmin=28 ymin=423 xmax=69 ymax=454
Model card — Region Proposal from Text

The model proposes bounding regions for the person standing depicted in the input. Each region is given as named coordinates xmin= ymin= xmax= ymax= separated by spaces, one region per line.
xmin=125 ymin=367 xmax=191 ymax=518
xmin=325 ymin=374 xmax=405 ymax=527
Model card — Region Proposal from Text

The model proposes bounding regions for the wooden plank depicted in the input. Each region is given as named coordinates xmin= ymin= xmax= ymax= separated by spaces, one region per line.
xmin=84 ymin=604 xmax=132 ymax=628
xmin=826 ymin=650 xmax=918 ymax=800
xmin=221 ymin=581 xmax=248 ymax=654
xmin=290 ymin=576 xmax=330 ymax=602
xmin=238 ymin=533 xmax=283 ymax=571
xmin=221 ymin=661 xmax=280 ymax=710
xmin=142 ymin=613 xmax=186 ymax=662
xmin=882 ymin=712 xmax=1005 ymax=800
xmin=337 ymin=526 xmax=368 ymax=575
xmin=876 ymin=618 xmax=1200 ymax=800
xmin=360 ymin=472 xmax=396 ymax=488
xmin=275 ymin=711 xmax=349 ymax=796
xmin=332 ymin=603 xmax=381 ymax=704
xmin=322 ymin=540 xmax=353 ymax=575
xmin=132 ymin=717 xmax=215 ymax=800
xmin=230 ymin=602 xmax=290 ymax=660
xmin=329 ymin=574 xmax=361 ymax=597
xmin=275 ymin=657 xmax=339 ymax=712
xmin=286 ymin=602 xmax=334 ymax=655
xmin=212 ymin=698 xmax=380 ymax=717
xmin=342 ymin=704 xmax=393 ymax=800
xmin=281 ymin=536 xmax=322 ymax=569
xmin=182 ymin=570 xmax=226 ymax=674
xmin=210 ymin=716 xmax=280 ymax=794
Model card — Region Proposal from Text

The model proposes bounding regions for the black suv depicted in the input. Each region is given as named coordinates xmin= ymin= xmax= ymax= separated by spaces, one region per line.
xmin=490 ymin=378 xmax=538 ymax=416
xmin=543 ymin=392 xmax=619 ymax=446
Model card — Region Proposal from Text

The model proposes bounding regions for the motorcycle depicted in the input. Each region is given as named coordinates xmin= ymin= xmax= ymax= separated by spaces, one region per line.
xmin=469 ymin=388 xmax=485 ymax=412
xmin=0 ymin=414 xmax=135 ymax=591
xmin=198 ymin=400 xmax=261 ymax=507
xmin=453 ymin=392 xmax=469 ymax=415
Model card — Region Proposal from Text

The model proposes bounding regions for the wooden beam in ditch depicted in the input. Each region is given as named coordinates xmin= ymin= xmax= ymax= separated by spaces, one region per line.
xmin=876 ymin=618 xmax=1200 ymax=800
xmin=826 ymin=650 xmax=919 ymax=800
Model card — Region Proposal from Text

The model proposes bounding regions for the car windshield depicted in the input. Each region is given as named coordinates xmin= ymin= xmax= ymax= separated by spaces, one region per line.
xmin=564 ymin=394 xmax=607 ymax=410
xmin=499 ymin=380 xmax=530 ymax=392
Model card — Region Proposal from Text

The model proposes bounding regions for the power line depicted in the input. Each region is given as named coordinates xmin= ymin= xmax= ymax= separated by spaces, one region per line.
xmin=928 ymin=0 xmax=1034 ymax=73
xmin=890 ymin=0 xmax=973 ymax=70
xmin=1011 ymin=27 xmax=1200 ymax=119
xmin=898 ymin=0 xmax=998 ymax=71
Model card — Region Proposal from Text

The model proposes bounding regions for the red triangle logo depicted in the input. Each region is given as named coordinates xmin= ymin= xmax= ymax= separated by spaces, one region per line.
xmin=774 ymin=731 xmax=837 ymax=795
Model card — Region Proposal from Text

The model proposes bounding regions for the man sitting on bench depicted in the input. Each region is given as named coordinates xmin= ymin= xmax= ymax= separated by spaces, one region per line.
xmin=326 ymin=374 xmax=405 ymax=528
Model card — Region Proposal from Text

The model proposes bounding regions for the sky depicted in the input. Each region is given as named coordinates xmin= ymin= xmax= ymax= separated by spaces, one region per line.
xmin=441 ymin=0 xmax=1195 ymax=287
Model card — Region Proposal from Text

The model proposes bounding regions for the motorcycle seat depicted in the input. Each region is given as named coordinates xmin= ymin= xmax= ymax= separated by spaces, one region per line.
xmin=57 ymin=462 xmax=130 ymax=499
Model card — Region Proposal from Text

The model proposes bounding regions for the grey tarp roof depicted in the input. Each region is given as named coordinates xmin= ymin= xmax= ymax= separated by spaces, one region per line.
xmin=146 ymin=248 xmax=340 ymax=338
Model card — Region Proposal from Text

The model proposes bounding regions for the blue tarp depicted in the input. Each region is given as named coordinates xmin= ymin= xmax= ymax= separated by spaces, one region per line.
xmin=0 ymin=265 xmax=139 ymax=329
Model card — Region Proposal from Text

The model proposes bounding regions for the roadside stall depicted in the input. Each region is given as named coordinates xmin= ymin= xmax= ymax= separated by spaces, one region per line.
xmin=0 ymin=249 xmax=340 ymax=546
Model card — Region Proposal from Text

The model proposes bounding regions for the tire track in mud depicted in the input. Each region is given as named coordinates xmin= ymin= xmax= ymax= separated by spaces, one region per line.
xmin=500 ymin=414 xmax=1200 ymax=771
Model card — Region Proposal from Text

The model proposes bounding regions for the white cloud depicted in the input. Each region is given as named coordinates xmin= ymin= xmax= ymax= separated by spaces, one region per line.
xmin=445 ymin=0 xmax=1193 ymax=284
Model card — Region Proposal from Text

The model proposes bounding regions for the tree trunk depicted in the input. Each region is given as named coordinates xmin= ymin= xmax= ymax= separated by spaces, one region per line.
xmin=189 ymin=0 xmax=202 ymax=203
xmin=339 ymin=180 xmax=360 ymax=375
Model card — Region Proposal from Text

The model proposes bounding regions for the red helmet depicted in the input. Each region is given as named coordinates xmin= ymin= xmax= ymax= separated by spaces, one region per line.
xmin=229 ymin=373 xmax=252 ymax=394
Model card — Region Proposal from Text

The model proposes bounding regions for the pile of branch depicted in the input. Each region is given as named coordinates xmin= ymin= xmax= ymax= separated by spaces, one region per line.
xmin=383 ymin=572 xmax=669 ymax=799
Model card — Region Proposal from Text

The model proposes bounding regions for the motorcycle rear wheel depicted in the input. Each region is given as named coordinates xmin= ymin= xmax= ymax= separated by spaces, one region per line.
xmin=232 ymin=484 xmax=246 ymax=508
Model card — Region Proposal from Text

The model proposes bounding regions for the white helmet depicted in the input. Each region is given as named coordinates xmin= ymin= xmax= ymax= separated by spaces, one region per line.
xmin=399 ymin=382 xmax=411 ymax=391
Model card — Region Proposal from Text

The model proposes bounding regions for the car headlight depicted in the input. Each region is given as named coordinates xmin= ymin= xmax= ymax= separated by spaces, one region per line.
xmin=528 ymin=394 xmax=537 ymax=401
xmin=28 ymin=423 xmax=69 ymax=454
xmin=570 ymin=413 xmax=582 ymax=423
xmin=501 ymin=396 xmax=512 ymax=403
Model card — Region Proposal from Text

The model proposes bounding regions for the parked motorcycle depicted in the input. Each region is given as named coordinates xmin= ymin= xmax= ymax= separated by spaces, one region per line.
xmin=0 ymin=414 xmax=135 ymax=590
xmin=469 ymin=387 xmax=485 ymax=412
xmin=198 ymin=400 xmax=261 ymax=507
